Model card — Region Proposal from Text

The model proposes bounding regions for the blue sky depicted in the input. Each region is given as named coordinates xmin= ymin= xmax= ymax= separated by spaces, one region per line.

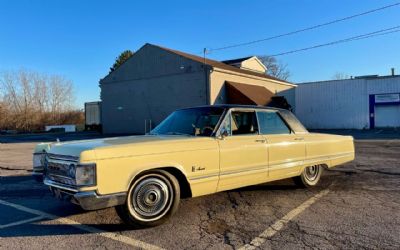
xmin=1 ymin=0 xmax=399 ymax=108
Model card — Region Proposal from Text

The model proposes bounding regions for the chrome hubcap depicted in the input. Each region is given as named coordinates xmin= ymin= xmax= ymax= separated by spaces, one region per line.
xmin=130 ymin=177 xmax=172 ymax=220
xmin=304 ymin=165 xmax=319 ymax=181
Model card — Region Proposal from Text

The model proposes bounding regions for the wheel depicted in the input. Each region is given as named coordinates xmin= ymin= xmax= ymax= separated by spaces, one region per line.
xmin=116 ymin=170 xmax=180 ymax=227
xmin=293 ymin=165 xmax=323 ymax=188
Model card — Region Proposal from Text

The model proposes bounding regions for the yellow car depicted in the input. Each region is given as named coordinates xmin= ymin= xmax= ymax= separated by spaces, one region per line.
xmin=32 ymin=105 xmax=354 ymax=227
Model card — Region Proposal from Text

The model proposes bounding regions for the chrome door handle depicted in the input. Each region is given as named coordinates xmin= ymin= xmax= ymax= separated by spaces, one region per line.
xmin=294 ymin=137 xmax=304 ymax=141
xmin=255 ymin=139 xmax=266 ymax=143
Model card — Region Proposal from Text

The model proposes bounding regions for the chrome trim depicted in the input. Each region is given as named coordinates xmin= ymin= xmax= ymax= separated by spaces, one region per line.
xmin=72 ymin=191 xmax=127 ymax=210
xmin=188 ymin=152 xmax=353 ymax=181
xmin=220 ymin=165 xmax=267 ymax=177
xmin=303 ymin=152 xmax=353 ymax=164
xmin=189 ymin=173 xmax=219 ymax=181
xmin=44 ymin=178 xmax=79 ymax=192
xmin=47 ymin=153 xmax=79 ymax=162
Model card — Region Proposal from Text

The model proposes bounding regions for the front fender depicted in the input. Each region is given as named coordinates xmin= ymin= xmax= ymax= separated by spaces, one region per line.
xmin=94 ymin=157 xmax=189 ymax=195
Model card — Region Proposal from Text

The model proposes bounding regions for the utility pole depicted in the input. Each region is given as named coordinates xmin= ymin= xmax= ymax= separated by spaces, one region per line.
xmin=203 ymin=48 xmax=210 ymax=104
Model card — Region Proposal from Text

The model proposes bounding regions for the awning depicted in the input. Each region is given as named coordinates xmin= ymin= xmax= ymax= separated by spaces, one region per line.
xmin=225 ymin=81 xmax=275 ymax=106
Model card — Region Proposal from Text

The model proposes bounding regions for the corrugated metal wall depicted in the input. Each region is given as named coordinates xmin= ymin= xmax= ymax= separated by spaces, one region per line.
xmin=295 ymin=76 xmax=400 ymax=129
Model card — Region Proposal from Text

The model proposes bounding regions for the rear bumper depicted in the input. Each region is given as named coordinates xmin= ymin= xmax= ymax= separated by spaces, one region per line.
xmin=44 ymin=179 xmax=127 ymax=210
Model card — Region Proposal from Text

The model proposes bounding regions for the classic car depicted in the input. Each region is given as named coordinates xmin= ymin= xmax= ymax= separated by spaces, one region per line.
xmin=32 ymin=105 xmax=354 ymax=227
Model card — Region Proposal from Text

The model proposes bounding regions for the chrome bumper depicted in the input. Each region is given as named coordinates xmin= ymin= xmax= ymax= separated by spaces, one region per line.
xmin=44 ymin=179 xmax=127 ymax=210
xmin=70 ymin=191 xmax=127 ymax=210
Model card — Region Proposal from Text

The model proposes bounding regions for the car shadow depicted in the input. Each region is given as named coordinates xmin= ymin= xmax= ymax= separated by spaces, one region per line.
xmin=0 ymin=174 xmax=323 ymax=238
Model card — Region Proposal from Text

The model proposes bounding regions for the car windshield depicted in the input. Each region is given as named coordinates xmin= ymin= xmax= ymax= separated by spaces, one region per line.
xmin=150 ymin=107 xmax=225 ymax=136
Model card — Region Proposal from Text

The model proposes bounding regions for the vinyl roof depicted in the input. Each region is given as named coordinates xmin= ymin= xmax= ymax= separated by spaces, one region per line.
xmin=178 ymin=104 xmax=285 ymax=111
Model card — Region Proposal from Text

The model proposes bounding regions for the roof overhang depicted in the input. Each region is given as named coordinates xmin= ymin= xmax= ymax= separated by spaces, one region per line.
xmin=225 ymin=81 xmax=275 ymax=106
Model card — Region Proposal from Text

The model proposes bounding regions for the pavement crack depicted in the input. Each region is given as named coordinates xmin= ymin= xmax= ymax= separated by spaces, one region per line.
xmin=360 ymin=169 xmax=400 ymax=176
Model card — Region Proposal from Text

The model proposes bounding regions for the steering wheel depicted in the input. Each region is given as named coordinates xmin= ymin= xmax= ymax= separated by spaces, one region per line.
xmin=201 ymin=126 xmax=214 ymax=135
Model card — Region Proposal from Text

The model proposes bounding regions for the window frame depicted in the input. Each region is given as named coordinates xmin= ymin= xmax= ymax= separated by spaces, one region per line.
xmin=216 ymin=108 xmax=261 ymax=137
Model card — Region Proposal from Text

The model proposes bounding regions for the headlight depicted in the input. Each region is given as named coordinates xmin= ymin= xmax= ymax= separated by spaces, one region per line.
xmin=33 ymin=153 xmax=46 ymax=170
xmin=75 ymin=164 xmax=96 ymax=186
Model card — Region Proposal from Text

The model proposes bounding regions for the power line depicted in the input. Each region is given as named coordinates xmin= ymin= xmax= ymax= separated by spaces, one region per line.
xmin=268 ymin=25 xmax=400 ymax=57
xmin=208 ymin=2 xmax=400 ymax=52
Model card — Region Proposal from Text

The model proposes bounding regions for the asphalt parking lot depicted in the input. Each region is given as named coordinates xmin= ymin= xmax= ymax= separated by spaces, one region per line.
xmin=1 ymin=132 xmax=400 ymax=249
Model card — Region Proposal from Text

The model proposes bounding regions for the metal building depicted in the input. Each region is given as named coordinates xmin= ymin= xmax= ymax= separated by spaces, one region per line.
xmin=99 ymin=44 xmax=295 ymax=134
xmin=293 ymin=74 xmax=400 ymax=129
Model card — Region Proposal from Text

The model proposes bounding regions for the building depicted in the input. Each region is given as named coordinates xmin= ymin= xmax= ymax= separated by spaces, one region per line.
xmin=100 ymin=44 xmax=295 ymax=134
xmin=293 ymin=74 xmax=400 ymax=129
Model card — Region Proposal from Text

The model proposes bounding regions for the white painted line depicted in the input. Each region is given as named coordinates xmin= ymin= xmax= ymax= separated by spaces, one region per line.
xmin=0 ymin=215 xmax=44 ymax=229
xmin=0 ymin=199 xmax=164 ymax=250
xmin=239 ymin=188 xmax=331 ymax=250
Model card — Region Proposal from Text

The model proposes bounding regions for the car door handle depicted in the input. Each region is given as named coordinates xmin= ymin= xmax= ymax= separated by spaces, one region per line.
xmin=255 ymin=139 xmax=266 ymax=143
xmin=294 ymin=137 xmax=304 ymax=141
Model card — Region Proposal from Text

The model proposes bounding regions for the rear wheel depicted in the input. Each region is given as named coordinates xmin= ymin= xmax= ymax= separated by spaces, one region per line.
xmin=293 ymin=165 xmax=323 ymax=188
xmin=116 ymin=170 xmax=180 ymax=227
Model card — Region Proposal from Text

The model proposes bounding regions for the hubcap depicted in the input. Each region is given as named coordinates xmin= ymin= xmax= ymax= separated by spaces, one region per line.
xmin=304 ymin=165 xmax=319 ymax=181
xmin=130 ymin=176 xmax=172 ymax=221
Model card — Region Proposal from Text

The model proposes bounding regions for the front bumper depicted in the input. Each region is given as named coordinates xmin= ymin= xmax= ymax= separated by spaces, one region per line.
xmin=45 ymin=179 xmax=127 ymax=210
xmin=71 ymin=190 xmax=127 ymax=210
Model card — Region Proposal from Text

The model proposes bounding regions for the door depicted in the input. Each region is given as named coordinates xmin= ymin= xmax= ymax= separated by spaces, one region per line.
xmin=375 ymin=105 xmax=400 ymax=128
xmin=217 ymin=110 xmax=268 ymax=191
xmin=257 ymin=110 xmax=306 ymax=180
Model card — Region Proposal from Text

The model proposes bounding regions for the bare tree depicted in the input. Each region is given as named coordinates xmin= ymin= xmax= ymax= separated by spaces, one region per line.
xmin=332 ymin=72 xmax=350 ymax=80
xmin=0 ymin=69 xmax=80 ymax=132
xmin=258 ymin=56 xmax=291 ymax=81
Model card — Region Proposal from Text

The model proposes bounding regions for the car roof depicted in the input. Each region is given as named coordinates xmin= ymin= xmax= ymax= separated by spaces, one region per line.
xmin=178 ymin=104 xmax=285 ymax=112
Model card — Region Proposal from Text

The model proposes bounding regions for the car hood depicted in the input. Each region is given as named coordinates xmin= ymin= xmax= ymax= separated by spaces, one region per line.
xmin=47 ymin=135 xmax=215 ymax=161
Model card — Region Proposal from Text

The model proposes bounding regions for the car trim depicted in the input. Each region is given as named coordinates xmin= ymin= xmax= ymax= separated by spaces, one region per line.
xmin=304 ymin=152 xmax=354 ymax=165
xmin=188 ymin=151 xmax=353 ymax=181
xmin=72 ymin=191 xmax=127 ymax=210
xmin=189 ymin=173 xmax=220 ymax=181
xmin=47 ymin=153 xmax=79 ymax=162
xmin=44 ymin=178 xmax=79 ymax=192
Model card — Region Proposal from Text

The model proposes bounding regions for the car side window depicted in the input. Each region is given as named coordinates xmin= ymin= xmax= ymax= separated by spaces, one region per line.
xmin=257 ymin=111 xmax=291 ymax=135
xmin=231 ymin=111 xmax=259 ymax=135
xmin=218 ymin=112 xmax=232 ymax=136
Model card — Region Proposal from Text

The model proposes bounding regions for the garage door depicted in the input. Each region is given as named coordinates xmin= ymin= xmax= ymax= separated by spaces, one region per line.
xmin=375 ymin=105 xmax=400 ymax=128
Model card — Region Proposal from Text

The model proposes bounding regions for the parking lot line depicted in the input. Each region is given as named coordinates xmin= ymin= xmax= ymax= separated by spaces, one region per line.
xmin=239 ymin=188 xmax=331 ymax=250
xmin=0 ymin=215 xmax=44 ymax=229
xmin=0 ymin=199 xmax=164 ymax=250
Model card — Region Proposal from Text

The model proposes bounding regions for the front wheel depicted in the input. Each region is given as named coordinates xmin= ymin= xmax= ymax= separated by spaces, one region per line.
xmin=116 ymin=170 xmax=180 ymax=227
xmin=293 ymin=165 xmax=323 ymax=188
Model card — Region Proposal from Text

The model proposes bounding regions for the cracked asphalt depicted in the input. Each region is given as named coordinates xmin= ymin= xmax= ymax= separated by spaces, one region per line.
xmin=1 ymin=138 xmax=399 ymax=249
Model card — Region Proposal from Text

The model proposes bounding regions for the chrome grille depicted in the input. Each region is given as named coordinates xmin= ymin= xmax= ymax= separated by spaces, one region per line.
xmin=44 ymin=154 xmax=78 ymax=187
xmin=47 ymin=153 xmax=79 ymax=162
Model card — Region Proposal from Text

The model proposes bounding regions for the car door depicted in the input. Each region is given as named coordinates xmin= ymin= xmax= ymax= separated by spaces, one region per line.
xmin=257 ymin=110 xmax=306 ymax=181
xmin=217 ymin=109 xmax=269 ymax=191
